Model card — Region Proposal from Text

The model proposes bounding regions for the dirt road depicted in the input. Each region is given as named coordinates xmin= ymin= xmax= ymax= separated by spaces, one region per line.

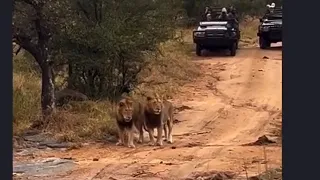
xmin=14 ymin=45 xmax=282 ymax=180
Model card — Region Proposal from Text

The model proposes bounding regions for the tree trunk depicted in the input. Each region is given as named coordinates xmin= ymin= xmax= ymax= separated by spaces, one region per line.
xmin=40 ymin=61 xmax=56 ymax=117
xmin=67 ymin=63 xmax=74 ymax=89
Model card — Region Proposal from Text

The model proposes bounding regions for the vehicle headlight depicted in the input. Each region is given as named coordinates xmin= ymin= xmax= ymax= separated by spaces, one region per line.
xmin=226 ymin=24 xmax=232 ymax=28
xmin=261 ymin=26 xmax=269 ymax=31
xmin=194 ymin=31 xmax=205 ymax=37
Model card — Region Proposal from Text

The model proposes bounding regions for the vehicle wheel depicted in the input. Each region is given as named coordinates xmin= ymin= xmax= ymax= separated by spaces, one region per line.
xmin=237 ymin=33 xmax=241 ymax=49
xmin=259 ymin=37 xmax=270 ymax=49
xmin=196 ymin=44 xmax=202 ymax=56
xmin=229 ymin=42 xmax=237 ymax=56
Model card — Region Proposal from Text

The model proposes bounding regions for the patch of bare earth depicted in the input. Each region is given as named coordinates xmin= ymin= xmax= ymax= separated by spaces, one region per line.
xmin=13 ymin=44 xmax=282 ymax=180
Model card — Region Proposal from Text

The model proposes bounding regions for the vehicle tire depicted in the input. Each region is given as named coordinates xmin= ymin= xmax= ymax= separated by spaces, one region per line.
xmin=196 ymin=44 xmax=202 ymax=56
xmin=229 ymin=42 xmax=237 ymax=56
xmin=259 ymin=37 xmax=270 ymax=49
xmin=237 ymin=33 xmax=241 ymax=49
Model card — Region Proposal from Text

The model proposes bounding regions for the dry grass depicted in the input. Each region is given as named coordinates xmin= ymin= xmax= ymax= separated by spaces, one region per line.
xmin=13 ymin=37 xmax=200 ymax=141
xmin=131 ymin=31 xmax=200 ymax=99
xmin=13 ymin=53 xmax=41 ymax=136
xmin=13 ymin=52 xmax=117 ymax=141
xmin=44 ymin=101 xmax=117 ymax=142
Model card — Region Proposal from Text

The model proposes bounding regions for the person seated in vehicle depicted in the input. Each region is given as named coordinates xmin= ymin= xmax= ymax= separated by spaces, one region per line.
xmin=266 ymin=3 xmax=276 ymax=13
xmin=227 ymin=6 xmax=238 ymax=23
xmin=267 ymin=3 xmax=276 ymax=8
xmin=205 ymin=6 xmax=211 ymax=15
xmin=206 ymin=12 xmax=213 ymax=21
xmin=218 ymin=8 xmax=229 ymax=20
xmin=202 ymin=6 xmax=211 ymax=21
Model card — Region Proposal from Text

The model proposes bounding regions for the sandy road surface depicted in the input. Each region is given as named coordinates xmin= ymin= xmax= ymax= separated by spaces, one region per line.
xmin=14 ymin=45 xmax=282 ymax=180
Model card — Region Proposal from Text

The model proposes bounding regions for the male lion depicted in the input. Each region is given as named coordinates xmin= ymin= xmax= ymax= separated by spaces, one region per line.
xmin=115 ymin=97 xmax=145 ymax=148
xmin=144 ymin=94 xmax=174 ymax=146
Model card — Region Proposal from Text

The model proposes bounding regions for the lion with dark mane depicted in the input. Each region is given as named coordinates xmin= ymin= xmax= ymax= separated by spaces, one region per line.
xmin=115 ymin=96 xmax=144 ymax=148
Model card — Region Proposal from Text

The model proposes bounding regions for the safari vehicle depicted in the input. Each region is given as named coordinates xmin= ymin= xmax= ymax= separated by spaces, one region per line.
xmin=257 ymin=7 xmax=282 ymax=49
xmin=193 ymin=7 xmax=240 ymax=56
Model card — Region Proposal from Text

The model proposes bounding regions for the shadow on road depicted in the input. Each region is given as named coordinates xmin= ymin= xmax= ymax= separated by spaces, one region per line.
xmin=190 ymin=45 xmax=282 ymax=61
xmin=191 ymin=49 xmax=236 ymax=60
xmin=201 ymin=49 xmax=233 ymax=57
xmin=263 ymin=46 xmax=282 ymax=51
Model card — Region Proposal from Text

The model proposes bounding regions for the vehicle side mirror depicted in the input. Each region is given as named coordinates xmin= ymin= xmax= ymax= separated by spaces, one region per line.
xmin=259 ymin=18 xmax=263 ymax=23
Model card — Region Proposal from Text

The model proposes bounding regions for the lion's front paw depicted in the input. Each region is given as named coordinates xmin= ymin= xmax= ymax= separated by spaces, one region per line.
xmin=128 ymin=143 xmax=136 ymax=148
xmin=168 ymin=136 xmax=173 ymax=144
xmin=116 ymin=141 xmax=124 ymax=146
xmin=137 ymin=138 xmax=144 ymax=144
xmin=156 ymin=141 xmax=163 ymax=146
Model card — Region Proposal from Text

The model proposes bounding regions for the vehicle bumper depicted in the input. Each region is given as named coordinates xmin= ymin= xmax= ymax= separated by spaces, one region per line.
xmin=193 ymin=37 xmax=237 ymax=48
xmin=257 ymin=31 xmax=282 ymax=42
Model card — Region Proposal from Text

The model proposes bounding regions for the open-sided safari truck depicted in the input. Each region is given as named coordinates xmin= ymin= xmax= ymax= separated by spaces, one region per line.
xmin=193 ymin=7 xmax=240 ymax=56
xmin=257 ymin=7 xmax=282 ymax=49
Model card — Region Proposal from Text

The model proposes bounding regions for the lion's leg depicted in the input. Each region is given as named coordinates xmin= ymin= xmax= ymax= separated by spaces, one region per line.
xmin=167 ymin=119 xmax=173 ymax=144
xmin=116 ymin=128 xmax=125 ymax=146
xmin=148 ymin=128 xmax=156 ymax=146
xmin=128 ymin=128 xmax=136 ymax=148
xmin=163 ymin=122 xmax=168 ymax=142
xmin=156 ymin=125 xmax=163 ymax=146
xmin=137 ymin=124 xmax=144 ymax=144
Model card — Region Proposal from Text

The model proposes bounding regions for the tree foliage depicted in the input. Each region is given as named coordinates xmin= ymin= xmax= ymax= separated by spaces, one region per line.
xmin=53 ymin=0 xmax=182 ymax=99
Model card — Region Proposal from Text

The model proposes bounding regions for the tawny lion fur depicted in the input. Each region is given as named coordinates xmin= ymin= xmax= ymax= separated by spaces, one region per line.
xmin=115 ymin=97 xmax=145 ymax=148
xmin=144 ymin=93 xmax=174 ymax=146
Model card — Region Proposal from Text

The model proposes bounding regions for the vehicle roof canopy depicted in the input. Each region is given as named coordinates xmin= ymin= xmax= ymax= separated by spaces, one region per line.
xmin=198 ymin=18 xmax=237 ymax=28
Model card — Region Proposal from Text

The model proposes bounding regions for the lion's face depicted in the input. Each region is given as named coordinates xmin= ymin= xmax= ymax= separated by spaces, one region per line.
xmin=146 ymin=94 xmax=163 ymax=115
xmin=118 ymin=98 xmax=134 ymax=122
